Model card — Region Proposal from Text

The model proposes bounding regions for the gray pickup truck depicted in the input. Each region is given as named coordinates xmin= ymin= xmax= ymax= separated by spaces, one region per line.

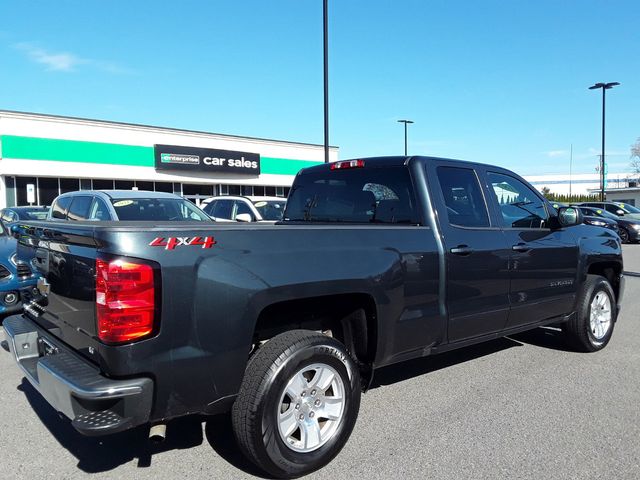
xmin=3 ymin=156 xmax=624 ymax=478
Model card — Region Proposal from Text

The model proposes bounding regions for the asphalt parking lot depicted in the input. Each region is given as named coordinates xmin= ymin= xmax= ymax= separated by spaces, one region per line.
xmin=1 ymin=247 xmax=639 ymax=480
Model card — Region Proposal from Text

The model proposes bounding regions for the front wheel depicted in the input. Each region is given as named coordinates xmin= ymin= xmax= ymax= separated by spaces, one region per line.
xmin=564 ymin=275 xmax=616 ymax=352
xmin=232 ymin=330 xmax=361 ymax=478
xmin=619 ymin=227 xmax=630 ymax=244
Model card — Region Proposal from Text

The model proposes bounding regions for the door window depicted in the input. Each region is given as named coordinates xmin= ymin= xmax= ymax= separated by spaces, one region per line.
xmin=51 ymin=197 xmax=72 ymax=219
xmin=67 ymin=196 xmax=93 ymax=221
xmin=436 ymin=166 xmax=489 ymax=228
xmin=234 ymin=201 xmax=254 ymax=220
xmin=89 ymin=198 xmax=111 ymax=220
xmin=213 ymin=200 xmax=234 ymax=220
xmin=488 ymin=172 xmax=548 ymax=228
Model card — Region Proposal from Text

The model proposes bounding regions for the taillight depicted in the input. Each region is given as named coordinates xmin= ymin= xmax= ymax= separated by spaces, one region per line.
xmin=96 ymin=258 xmax=155 ymax=344
xmin=330 ymin=159 xmax=365 ymax=170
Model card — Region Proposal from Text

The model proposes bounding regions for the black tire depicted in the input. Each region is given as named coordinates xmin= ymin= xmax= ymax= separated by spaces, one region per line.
xmin=232 ymin=330 xmax=361 ymax=478
xmin=564 ymin=275 xmax=616 ymax=352
xmin=619 ymin=227 xmax=630 ymax=244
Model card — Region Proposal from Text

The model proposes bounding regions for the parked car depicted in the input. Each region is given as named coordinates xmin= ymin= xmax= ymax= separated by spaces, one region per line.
xmin=579 ymin=201 xmax=640 ymax=220
xmin=201 ymin=195 xmax=286 ymax=222
xmin=0 ymin=220 xmax=39 ymax=320
xmin=575 ymin=205 xmax=640 ymax=243
xmin=3 ymin=156 xmax=623 ymax=478
xmin=551 ymin=203 xmax=619 ymax=234
xmin=0 ymin=206 xmax=50 ymax=226
xmin=48 ymin=190 xmax=211 ymax=221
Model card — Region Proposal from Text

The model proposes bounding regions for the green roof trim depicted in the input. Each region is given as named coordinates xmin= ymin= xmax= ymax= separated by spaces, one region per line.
xmin=0 ymin=135 xmax=321 ymax=175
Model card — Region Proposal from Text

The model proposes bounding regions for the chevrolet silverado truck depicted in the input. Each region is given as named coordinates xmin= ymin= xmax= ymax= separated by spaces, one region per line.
xmin=2 ymin=156 xmax=624 ymax=478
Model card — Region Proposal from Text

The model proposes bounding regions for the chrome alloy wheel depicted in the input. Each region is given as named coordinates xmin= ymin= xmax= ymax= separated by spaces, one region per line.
xmin=277 ymin=363 xmax=346 ymax=453
xmin=590 ymin=291 xmax=612 ymax=340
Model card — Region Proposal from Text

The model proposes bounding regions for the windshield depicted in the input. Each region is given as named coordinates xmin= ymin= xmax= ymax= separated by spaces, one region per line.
xmin=253 ymin=200 xmax=286 ymax=221
xmin=19 ymin=209 xmax=50 ymax=220
xmin=616 ymin=203 xmax=640 ymax=214
xmin=582 ymin=207 xmax=618 ymax=220
xmin=110 ymin=198 xmax=210 ymax=221
xmin=284 ymin=166 xmax=419 ymax=224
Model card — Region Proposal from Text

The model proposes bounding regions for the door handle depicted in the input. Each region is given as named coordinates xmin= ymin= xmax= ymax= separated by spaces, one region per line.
xmin=512 ymin=243 xmax=531 ymax=253
xmin=450 ymin=245 xmax=473 ymax=256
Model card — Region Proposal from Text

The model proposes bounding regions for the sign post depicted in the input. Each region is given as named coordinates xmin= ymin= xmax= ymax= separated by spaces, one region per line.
xmin=26 ymin=183 xmax=36 ymax=205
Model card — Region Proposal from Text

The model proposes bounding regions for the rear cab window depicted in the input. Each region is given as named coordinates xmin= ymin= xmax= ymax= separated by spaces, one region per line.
xmin=284 ymin=166 xmax=420 ymax=224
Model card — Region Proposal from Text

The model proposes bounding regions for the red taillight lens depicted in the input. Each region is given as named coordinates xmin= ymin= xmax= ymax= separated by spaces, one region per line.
xmin=96 ymin=258 xmax=155 ymax=344
xmin=330 ymin=159 xmax=365 ymax=170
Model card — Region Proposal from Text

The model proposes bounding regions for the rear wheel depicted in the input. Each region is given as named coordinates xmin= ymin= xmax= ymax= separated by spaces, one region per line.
xmin=564 ymin=275 xmax=616 ymax=352
xmin=232 ymin=330 xmax=361 ymax=478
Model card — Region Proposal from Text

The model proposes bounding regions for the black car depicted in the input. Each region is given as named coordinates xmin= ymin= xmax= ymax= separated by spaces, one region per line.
xmin=576 ymin=205 xmax=640 ymax=243
xmin=0 ymin=206 xmax=50 ymax=226
xmin=579 ymin=201 xmax=640 ymax=220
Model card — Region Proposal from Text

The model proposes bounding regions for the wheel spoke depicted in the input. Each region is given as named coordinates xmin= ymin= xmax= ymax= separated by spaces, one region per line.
xmin=301 ymin=420 xmax=322 ymax=450
xmin=285 ymin=372 xmax=308 ymax=400
xmin=279 ymin=408 xmax=298 ymax=437
xmin=312 ymin=366 xmax=336 ymax=391
xmin=319 ymin=397 xmax=343 ymax=420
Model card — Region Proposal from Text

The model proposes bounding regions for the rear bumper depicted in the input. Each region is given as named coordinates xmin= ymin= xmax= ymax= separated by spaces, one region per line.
xmin=2 ymin=315 xmax=153 ymax=436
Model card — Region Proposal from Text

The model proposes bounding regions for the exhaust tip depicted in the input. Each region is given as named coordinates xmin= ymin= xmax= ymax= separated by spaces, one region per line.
xmin=149 ymin=424 xmax=167 ymax=443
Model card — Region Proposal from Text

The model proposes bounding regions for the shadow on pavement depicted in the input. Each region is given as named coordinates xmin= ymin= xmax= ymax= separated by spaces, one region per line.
xmin=509 ymin=326 xmax=573 ymax=352
xmin=18 ymin=378 xmax=204 ymax=473
xmin=204 ymin=414 xmax=270 ymax=478
xmin=371 ymin=336 xmax=522 ymax=389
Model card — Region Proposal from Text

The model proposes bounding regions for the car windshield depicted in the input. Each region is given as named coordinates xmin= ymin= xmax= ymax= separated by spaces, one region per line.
xmin=616 ymin=203 xmax=640 ymax=214
xmin=18 ymin=209 xmax=50 ymax=220
xmin=253 ymin=200 xmax=286 ymax=221
xmin=583 ymin=207 xmax=618 ymax=220
xmin=110 ymin=198 xmax=210 ymax=221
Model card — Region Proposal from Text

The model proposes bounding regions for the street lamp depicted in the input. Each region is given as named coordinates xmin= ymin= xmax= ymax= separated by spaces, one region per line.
xmin=397 ymin=119 xmax=414 ymax=156
xmin=588 ymin=82 xmax=620 ymax=201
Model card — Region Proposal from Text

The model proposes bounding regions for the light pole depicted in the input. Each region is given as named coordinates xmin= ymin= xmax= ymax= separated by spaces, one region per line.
xmin=397 ymin=119 xmax=414 ymax=156
xmin=588 ymin=82 xmax=620 ymax=201
xmin=323 ymin=0 xmax=329 ymax=163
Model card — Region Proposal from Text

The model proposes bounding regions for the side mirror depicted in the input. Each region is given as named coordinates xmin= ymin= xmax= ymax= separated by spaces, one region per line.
xmin=235 ymin=213 xmax=253 ymax=223
xmin=557 ymin=207 xmax=582 ymax=227
xmin=616 ymin=209 xmax=625 ymax=216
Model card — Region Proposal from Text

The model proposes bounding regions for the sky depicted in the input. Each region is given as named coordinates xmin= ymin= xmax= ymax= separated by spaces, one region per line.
xmin=1 ymin=0 xmax=639 ymax=177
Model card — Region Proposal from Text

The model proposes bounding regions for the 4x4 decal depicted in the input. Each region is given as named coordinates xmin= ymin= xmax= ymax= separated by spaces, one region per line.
xmin=149 ymin=236 xmax=216 ymax=250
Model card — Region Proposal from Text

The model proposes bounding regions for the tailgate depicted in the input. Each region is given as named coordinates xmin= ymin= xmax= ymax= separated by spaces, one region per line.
xmin=17 ymin=223 xmax=101 ymax=364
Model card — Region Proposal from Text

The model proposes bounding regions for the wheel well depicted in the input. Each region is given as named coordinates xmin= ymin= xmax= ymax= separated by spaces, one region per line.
xmin=253 ymin=293 xmax=377 ymax=373
xmin=587 ymin=262 xmax=622 ymax=300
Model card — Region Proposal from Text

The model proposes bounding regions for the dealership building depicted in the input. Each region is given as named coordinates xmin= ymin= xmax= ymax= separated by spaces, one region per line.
xmin=0 ymin=110 xmax=337 ymax=208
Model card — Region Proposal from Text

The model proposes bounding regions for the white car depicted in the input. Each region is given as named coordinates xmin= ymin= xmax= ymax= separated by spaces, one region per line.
xmin=201 ymin=196 xmax=286 ymax=223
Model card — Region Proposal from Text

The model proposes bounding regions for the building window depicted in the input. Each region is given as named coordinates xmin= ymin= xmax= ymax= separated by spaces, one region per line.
xmin=115 ymin=180 xmax=135 ymax=190
xmin=242 ymin=185 xmax=254 ymax=196
xmin=38 ymin=177 xmax=60 ymax=206
xmin=253 ymin=186 xmax=265 ymax=197
xmin=80 ymin=179 xmax=92 ymax=190
xmin=228 ymin=185 xmax=241 ymax=196
xmin=183 ymin=184 xmax=214 ymax=197
xmin=60 ymin=178 xmax=80 ymax=193
xmin=219 ymin=185 xmax=229 ymax=196
xmin=155 ymin=182 xmax=173 ymax=193
xmin=15 ymin=176 xmax=37 ymax=206
xmin=93 ymin=179 xmax=115 ymax=190
xmin=276 ymin=186 xmax=285 ymax=197
xmin=265 ymin=186 xmax=276 ymax=197
xmin=283 ymin=187 xmax=291 ymax=197
xmin=136 ymin=181 xmax=154 ymax=191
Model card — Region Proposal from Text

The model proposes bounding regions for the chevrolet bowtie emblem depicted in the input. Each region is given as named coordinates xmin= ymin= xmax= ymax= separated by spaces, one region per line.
xmin=37 ymin=277 xmax=50 ymax=297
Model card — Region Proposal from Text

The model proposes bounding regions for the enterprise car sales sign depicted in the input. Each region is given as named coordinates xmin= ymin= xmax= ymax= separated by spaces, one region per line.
xmin=154 ymin=144 xmax=260 ymax=174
